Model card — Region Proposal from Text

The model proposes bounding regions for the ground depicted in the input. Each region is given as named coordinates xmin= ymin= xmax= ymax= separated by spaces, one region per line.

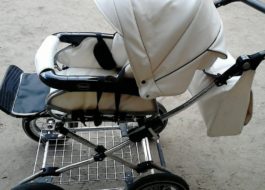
xmin=0 ymin=0 xmax=265 ymax=190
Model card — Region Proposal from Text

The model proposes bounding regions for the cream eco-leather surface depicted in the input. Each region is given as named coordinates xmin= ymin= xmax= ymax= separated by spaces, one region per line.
xmin=34 ymin=0 xmax=259 ymax=137
xmin=46 ymin=33 xmax=152 ymax=113
xmin=48 ymin=67 xmax=155 ymax=113
xmin=56 ymin=33 xmax=128 ymax=69
xmin=95 ymin=0 xmax=227 ymax=99
xmin=189 ymin=53 xmax=255 ymax=137
xmin=48 ymin=91 xmax=156 ymax=113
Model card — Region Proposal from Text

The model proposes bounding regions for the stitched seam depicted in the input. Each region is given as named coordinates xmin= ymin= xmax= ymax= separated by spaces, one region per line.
xmin=112 ymin=0 xmax=124 ymax=35
xmin=153 ymin=0 xmax=202 ymax=72
xmin=130 ymin=1 xmax=153 ymax=77
xmin=155 ymin=25 xmax=222 ymax=82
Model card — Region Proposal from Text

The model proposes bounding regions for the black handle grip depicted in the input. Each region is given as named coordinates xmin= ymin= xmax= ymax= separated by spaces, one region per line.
xmin=214 ymin=0 xmax=240 ymax=8
xmin=215 ymin=50 xmax=265 ymax=86
xmin=39 ymin=70 xmax=139 ymax=95
xmin=53 ymin=32 xmax=114 ymax=46
xmin=243 ymin=0 xmax=265 ymax=14
xmin=215 ymin=0 xmax=265 ymax=14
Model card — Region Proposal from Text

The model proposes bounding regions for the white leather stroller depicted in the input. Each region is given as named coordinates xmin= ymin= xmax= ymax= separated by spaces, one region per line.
xmin=1 ymin=0 xmax=264 ymax=189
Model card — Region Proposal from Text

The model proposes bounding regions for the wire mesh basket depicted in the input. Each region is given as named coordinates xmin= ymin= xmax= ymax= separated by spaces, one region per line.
xmin=33 ymin=122 xmax=150 ymax=189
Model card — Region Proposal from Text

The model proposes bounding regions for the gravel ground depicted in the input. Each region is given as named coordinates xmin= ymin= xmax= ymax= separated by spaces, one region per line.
xmin=0 ymin=1 xmax=265 ymax=190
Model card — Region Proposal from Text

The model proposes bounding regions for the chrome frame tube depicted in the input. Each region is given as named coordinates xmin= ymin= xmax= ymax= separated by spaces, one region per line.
xmin=61 ymin=128 xmax=98 ymax=149
xmin=141 ymin=138 xmax=154 ymax=174
xmin=56 ymin=158 xmax=95 ymax=173
xmin=107 ymin=155 xmax=138 ymax=170
xmin=42 ymin=141 xmax=49 ymax=169
xmin=55 ymin=140 xmax=137 ymax=174
xmin=33 ymin=137 xmax=42 ymax=174
xmin=105 ymin=140 xmax=131 ymax=155
xmin=156 ymin=139 xmax=166 ymax=167
xmin=141 ymin=138 xmax=152 ymax=161
xmin=105 ymin=140 xmax=138 ymax=170
xmin=18 ymin=171 xmax=43 ymax=185
xmin=160 ymin=82 xmax=215 ymax=121
xmin=69 ymin=126 xmax=121 ymax=132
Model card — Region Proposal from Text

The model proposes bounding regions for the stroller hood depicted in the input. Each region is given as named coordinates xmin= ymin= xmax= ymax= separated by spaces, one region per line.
xmin=95 ymin=0 xmax=227 ymax=99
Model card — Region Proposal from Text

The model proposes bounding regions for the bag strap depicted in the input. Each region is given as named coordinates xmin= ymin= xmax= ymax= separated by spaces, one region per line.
xmin=93 ymin=89 xmax=103 ymax=126
xmin=93 ymin=33 xmax=117 ymax=70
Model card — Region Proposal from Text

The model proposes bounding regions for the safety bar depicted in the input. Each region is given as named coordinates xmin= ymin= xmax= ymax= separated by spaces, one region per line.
xmin=215 ymin=0 xmax=265 ymax=13
xmin=40 ymin=69 xmax=139 ymax=95
xmin=54 ymin=32 xmax=114 ymax=46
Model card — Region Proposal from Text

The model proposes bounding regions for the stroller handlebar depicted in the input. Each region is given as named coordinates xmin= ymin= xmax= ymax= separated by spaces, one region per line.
xmin=244 ymin=0 xmax=265 ymax=13
xmin=214 ymin=0 xmax=240 ymax=7
xmin=215 ymin=0 xmax=265 ymax=14
xmin=214 ymin=50 xmax=265 ymax=86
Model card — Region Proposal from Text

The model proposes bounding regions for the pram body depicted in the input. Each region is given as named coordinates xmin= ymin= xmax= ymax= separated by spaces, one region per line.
xmin=0 ymin=0 xmax=265 ymax=189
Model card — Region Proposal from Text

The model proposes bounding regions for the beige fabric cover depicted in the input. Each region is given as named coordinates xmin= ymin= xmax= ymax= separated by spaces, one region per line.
xmin=35 ymin=35 xmax=60 ymax=74
xmin=95 ymin=0 xmax=227 ymax=99
xmin=56 ymin=33 xmax=128 ymax=69
xmin=47 ymin=68 xmax=155 ymax=113
xmin=48 ymin=91 xmax=156 ymax=113
xmin=189 ymin=54 xmax=255 ymax=137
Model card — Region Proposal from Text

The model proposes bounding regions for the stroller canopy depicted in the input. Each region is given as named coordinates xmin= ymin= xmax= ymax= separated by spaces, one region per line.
xmin=95 ymin=0 xmax=227 ymax=99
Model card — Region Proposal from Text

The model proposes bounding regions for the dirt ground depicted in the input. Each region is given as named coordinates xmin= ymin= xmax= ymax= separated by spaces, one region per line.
xmin=0 ymin=0 xmax=265 ymax=190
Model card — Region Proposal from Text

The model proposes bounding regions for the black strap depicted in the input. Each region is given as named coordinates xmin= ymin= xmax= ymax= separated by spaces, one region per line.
xmin=94 ymin=90 xmax=103 ymax=126
xmin=93 ymin=33 xmax=117 ymax=70
xmin=114 ymin=93 xmax=121 ymax=118
xmin=203 ymin=69 xmax=220 ymax=78
xmin=114 ymin=64 xmax=129 ymax=120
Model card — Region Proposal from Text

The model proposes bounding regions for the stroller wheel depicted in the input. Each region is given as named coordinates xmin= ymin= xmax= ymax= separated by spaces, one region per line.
xmin=22 ymin=117 xmax=47 ymax=142
xmin=152 ymin=103 xmax=168 ymax=134
xmin=11 ymin=183 xmax=64 ymax=190
xmin=128 ymin=173 xmax=189 ymax=190
xmin=22 ymin=117 xmax=72 ymax=142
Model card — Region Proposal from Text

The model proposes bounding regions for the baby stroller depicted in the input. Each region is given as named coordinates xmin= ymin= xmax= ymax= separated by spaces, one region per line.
xmin=0 ymin=0 xmax=265 ymax=189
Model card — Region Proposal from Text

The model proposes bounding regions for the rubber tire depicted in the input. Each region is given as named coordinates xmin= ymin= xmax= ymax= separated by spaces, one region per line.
xmin=22 ymin=118 xmax=42 ymax=142
xmin=11 ymin=183 xmax=64 ymax=190
xmin=22 ymin=118 xmax=75 ymax=142
xmin=128 ymin=173 xmax=189 ymax=190
xmin=152 ymin=103 xmax=168 ymax=134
